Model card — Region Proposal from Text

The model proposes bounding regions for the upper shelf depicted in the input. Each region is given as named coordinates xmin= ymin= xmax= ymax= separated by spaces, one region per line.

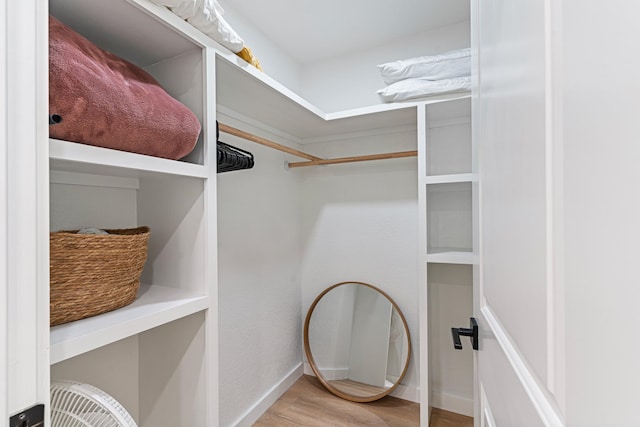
xmin=49 ymin=139 xmax=209 ymax=179
xmin=50 ymin=0 xmax=471 ymax=145
xmin=216 ymin=51 xmax=471 ymax=142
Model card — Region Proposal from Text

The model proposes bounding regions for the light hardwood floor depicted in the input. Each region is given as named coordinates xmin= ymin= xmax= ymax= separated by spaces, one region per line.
xmin=430 ymin=408 xmax=474 ymax=427
xmin=253 ymin=375 xmax=473 ymax=427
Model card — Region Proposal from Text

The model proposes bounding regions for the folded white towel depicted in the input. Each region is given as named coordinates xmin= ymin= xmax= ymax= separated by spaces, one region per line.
xmin=377 ymin=48 xmax=471 ymax=85
xmin=377 ymin=76 xmax=471 ymax=102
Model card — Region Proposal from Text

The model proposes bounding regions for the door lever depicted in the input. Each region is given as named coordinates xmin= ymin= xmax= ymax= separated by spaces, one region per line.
xmin=451 ymin=317 xmax=478 ymax=350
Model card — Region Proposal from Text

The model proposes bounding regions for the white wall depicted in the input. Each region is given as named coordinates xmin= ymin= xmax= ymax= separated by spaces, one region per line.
xmin=299 ymin=21 xmax=470 ymax=112
xmin=217 ymin=120 xmax=303 ymax=426
xmin=219 ymin=1 xmax=302 ymax=93
xmin=299 ymin=130 xmax=420 ymax=399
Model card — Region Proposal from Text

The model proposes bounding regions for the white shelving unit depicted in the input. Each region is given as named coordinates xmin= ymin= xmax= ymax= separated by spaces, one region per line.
xmin=48 ymin=0 xmax=216 ymax=424
xmin=418 ymin=96 xmax=476 ymax=422
xmin=420 ymin=97 xmax=474 ymax=265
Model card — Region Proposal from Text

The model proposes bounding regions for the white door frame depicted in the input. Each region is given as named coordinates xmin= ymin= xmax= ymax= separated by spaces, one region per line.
xmin=3 ymin=0 xmax=50 ymax=421
xmin=1 ymin=0 xmax=8 ymax=417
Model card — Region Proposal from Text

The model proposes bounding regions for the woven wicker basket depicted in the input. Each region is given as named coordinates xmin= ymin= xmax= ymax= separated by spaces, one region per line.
xmin=50 ymin=226 xmax=150 ymax=326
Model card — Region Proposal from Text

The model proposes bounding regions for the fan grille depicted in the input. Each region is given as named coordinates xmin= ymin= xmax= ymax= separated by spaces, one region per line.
xmin=51 ymin=380 xmax=137 ymax=427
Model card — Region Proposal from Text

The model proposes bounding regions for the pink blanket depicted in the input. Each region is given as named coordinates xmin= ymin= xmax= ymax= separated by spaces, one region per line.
xmin=49 ymin=16 xmax=200 ymax=160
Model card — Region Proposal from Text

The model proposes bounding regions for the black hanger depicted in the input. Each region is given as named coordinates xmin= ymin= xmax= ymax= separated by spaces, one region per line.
xmin=217 ymin=121 xmax=254 ymax=173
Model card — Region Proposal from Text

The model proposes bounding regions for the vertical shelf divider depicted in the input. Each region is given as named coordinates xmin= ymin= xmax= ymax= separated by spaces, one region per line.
xmin=417 ymin=103 xmax=430 ymax=427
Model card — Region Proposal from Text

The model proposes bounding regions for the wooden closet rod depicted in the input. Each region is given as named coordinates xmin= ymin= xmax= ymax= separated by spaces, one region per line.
xmin=218 ymin=122 xmax=418 ymax=168
xmin=288 ymin=151 xmax=418 ymax=168
xmin=218 ymin=123 xmax=322 ymax=161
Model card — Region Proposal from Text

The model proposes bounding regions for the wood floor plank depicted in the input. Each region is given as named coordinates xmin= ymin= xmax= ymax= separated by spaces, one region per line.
xmin=254 ymin=375 xmax=473 ymax=426
xmin=254 ymin=375 xmax=419 ymax=426
xmin=327 ymin=379 xmax=388 ymax=397
xmin=254 ymin=375 xmax=425 ymax=426
xmin=429 ymin=408 xmax=474 ymax=427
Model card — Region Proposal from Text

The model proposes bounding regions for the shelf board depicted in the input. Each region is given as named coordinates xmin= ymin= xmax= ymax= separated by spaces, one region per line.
xmin=424 ymin=173 xmax=475 ymax=184
xmin=216 ymin=53 xmax=472 ymax=143
xmin=50 ymin=284 xmax=208 ymax=364
xmin=426 ymin=249 xmax=476 ymax=265
xmin=49 ymin=139 xmax=209 ymax=179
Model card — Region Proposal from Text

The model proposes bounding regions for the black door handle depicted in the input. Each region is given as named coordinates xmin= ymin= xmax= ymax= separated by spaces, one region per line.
xmin=451 ymin=317 xmax=478 ymax=350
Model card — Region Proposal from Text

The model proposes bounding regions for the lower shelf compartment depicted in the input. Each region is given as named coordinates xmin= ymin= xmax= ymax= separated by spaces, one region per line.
xmin=50 ymin=284 xmax=208 ymax=364
xmin=51 ymin=311 xmax=209 ymax=426
xmin=428 ymin=263 xmax=474 ymax=417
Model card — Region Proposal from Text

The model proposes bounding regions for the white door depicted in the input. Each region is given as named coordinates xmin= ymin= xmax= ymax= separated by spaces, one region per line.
xmin=473 ymin=0 xmax=640 ymax=425
xmin=472 ymin=0 xmax=563 ymax=425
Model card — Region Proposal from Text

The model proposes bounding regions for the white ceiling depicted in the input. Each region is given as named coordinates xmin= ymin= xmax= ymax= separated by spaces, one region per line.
xmin=224 ymin=0 xmax=470 ymax=64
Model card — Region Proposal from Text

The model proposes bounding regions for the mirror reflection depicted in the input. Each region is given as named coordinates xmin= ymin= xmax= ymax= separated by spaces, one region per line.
xmin=304 ymin=281 xmax=411 ymax=402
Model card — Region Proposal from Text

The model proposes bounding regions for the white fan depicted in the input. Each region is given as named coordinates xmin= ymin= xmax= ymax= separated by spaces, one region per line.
xmin=50 ymin=380 xmax=137 ymax=427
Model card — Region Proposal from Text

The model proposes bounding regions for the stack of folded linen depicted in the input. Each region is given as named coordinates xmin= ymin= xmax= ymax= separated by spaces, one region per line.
xmin=150 ymin=0 xmax=262 ymax=70
xmin=376 ymin=48 xmax=471 ymax=102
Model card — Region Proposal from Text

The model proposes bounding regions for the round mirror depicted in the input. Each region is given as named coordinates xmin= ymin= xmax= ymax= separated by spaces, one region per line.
xmin=304 ymin=281 xmax=411 ymax=402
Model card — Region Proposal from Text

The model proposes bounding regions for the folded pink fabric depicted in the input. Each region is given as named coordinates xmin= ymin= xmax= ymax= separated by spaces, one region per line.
xmin=49 ymin=16 xmax=201 ymax=160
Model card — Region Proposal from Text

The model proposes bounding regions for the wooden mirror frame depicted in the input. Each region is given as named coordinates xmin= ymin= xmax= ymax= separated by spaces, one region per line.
xmin=303 ymin=281 xmax=411 ymax=403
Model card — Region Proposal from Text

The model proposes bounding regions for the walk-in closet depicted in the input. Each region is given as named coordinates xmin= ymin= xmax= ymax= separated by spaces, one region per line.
xmin=8 ymin=0 xmax=475 ymax=424
xmin=7 ymin=0 xmax=638 ymax=426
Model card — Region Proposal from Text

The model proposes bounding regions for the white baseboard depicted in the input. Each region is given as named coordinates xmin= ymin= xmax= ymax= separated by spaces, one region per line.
xmin=302 ymin=361 xmax=348 ymax=380
xmin=303 ymin=362 xmax=420 ymax=403
xmin=389 ymin=382 xmax=420 ymax=403
xmin=432 ymin=390 xmax=474 ymax=417
xmin=233 ymin=363 xmax=303 ymax=427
